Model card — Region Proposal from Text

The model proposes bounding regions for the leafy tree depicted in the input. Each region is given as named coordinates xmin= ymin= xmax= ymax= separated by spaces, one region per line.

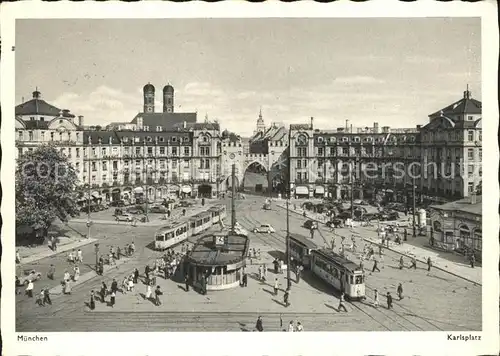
xmin=16 ymin=145 xmax=80 ymax=243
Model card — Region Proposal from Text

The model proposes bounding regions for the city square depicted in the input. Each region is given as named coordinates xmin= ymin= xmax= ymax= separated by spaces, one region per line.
xmin=11 ymin=17 xmax=485 ymax=334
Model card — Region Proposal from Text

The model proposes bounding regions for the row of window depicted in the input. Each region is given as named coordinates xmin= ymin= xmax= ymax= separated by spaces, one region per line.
xmin=423 ymin=129 xmax=481 ymax=143
xmin=18 ymin=130 xmax=80 ymax=142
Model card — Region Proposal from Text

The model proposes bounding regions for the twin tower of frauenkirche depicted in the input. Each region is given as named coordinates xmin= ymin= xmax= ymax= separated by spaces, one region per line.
xmin=142 ymin=83 xmax=174 ymax=114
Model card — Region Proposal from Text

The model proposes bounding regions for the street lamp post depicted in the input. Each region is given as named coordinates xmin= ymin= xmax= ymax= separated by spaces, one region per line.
xmin=412 ymin=176 xmax=416 ymax=237
xmin=231 ymin=164 xmax=236 ymax=230
xmin=87 ymin=140 xmax=92 ymax=239
xmin=286 ymin=198 xmax=291 ymax=290
xmin=94 ymin=243 xmax=99 ymax=272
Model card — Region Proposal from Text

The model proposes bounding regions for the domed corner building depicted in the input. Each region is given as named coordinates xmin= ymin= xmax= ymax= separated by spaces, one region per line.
xmin=185 ymin=232 xmax=249 ymax=291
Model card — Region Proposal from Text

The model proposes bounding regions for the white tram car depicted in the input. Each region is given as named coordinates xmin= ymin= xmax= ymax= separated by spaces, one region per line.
xmin=154 ymin=205 xmax=227 ymax=250
xmin=289 ymin=233 xmax=319 ymax=269
xmin=310 ymin=248 xmax=366 ymax=300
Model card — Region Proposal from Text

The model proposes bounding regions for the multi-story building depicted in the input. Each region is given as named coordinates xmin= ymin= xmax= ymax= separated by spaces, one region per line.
xmin=288 ymin=88 xmax=482 ymax=203
xmin=15 ymin=84 xmax=222 ymax=202
xmin=420 ymin=88 xmax=482 ymax=200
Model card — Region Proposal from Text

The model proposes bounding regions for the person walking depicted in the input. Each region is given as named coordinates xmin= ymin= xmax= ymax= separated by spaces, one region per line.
xmin=386 ymin=292 xmax=393 ymax=309
xmin=25 ymin=280 xmax=34 ymax=298
xmin=128 ymin=278 xmax=134 ymax=293
xmin=111 ymin=279 xmax=118 ymax=294
xmin=274 ymin=278 xmax=279 ymax=295
xmin=63 ymin=270 xmax=70 ymax=282
xmin=255 ymin=316 xmax=264 ymax=332
xmin=295 ymin=265 xmax=302 ymax=283
xmin=43 ymin=288 xmax=52 ymax=305
xmin=37 ymin=289 xmax=45 ymax=306
xmin=48 ymin=264 xmax=56 ymax=280
xmin=283 ymin=289 xmax=290 ymax=307
xmin=109 ymin=290 xmax=116 ymax=308
xmin=89 ymin=290 xmax=96 ymax=310
xmin=470 ymin=253 xmax=476 ymax=268
xmin=63 ymin=279 xmax=72 ymax=295
xmin=100 ymin=282 xmax=107 ymax=303
xmin=145 ymin=284 xmax=152 ymax=300
xmin=404 ymin=229 xmax=408 ymax=242
xmin=242 ymin=272 xmax=248 ymax=287
xmin=397 ymin=283 xmax=404 ymax=300
xmin=77 ymin=249 xmax=83 ymax=263
xmin=359 ymin=260 xmax=364 ymax=271
xmin=184 ymin=273 xmax=190 ymax=292
xmin=296 ymin=321 xmax=303 ymax=332
xmin=399 ymin=256 xmax=404 ymax=270
xmin=133 ymin=268 xmax=139 ymax=284
xmin=68 ymin=251 xmax=75 ymax=264
xmin=116 ymin=246 xmax=121 ymax=260
xmin=373 ymin=289 xmax=379 ymax=308
xmin=273 ymin=259 xmax=279 ymax=274
xmin=338 ymin=292 xmax=348 ymax=312
xmin=427 ymin=257 xmax=432 ymax=272
xmin=372 ymin=259 xmax=381 ymax=273
xmin=288 ymin=321 xmax=295 ymax=332
xmin=154 ymin=286 xmax=163 ymax=306
xmin=73 ymin=266 xmax=80 ymax=282
xmin=410 ymin=257 xmax=417 ymax=270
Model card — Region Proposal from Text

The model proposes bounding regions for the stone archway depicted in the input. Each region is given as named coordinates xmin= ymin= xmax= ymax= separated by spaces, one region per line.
xmin=243 ymin=161 xmax=268 ymax=193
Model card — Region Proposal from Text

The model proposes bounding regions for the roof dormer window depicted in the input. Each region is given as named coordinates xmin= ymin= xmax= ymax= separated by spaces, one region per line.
xmin=342 ymin=137 xmax=348 ymax=142
xmin=317 ymin=137 xmax=324 ymax=143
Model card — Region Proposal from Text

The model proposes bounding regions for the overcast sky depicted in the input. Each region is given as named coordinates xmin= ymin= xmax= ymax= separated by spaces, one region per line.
xmin=16 ymin=18 xmax=481 ymax=136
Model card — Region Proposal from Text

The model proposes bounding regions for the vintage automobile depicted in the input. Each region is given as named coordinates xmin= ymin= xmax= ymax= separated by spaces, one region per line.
xmin=17 ymin=269 xmax=42 ymax=286
xmin=303 ymin=219 xmax=318 ymax=230
xmin=115 ymin=213 xmax=134 ymax=222
xmin=252 ymin=224 xmax=276 ymax=234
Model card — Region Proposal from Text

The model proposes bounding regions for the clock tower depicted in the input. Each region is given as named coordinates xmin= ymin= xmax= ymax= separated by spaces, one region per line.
xmin=143 ymin=83 xmax=155 ymax=113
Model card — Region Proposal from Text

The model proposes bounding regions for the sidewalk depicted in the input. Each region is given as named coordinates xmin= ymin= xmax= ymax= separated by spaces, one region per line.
xmin=18 ymin=238 xmax=98 ymax=266
xmin=276 ymin=202 xmax=481 ymax=285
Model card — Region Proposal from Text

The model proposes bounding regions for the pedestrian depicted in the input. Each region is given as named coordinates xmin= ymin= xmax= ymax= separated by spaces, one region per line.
xmin=122 ymin=277 xmax=129 ymax=293
xmin=338 ymin=292 xmax=348 ymax=312
xmin=296 ymin=321 xmax=303 ymax=332
xmin=262 ymin=263 xmax=267 ymax=281
xmin=283 ymin=289 xmax=290 ymax=307
xmin=48 ymin=264 xmax=56 ymax=280
xmin=331 ymin=238 xmax=336 ymax=251
xmin=98 ymin=262 xmax=104 ymax=276
xmin=399 ymin=256 xmax=404 ymax=270
xmin=258 ymin=264 xmax=263 ymax=281
xmin=63 ymin=279 xmax=72 ymax=295
xmin=110 ymin=290 xmax=116 ymax=308
xmin=255 ymin=316 xmax=264 ymax=332
xmin=68 ymin=251 xmax=75 ymax=264
xmin=133 ymin=268 xmax=139 ymax=284
xmin=116 ymin=246 xmax=121 ymax=260
xmin=397 ymin=283 xmax=404 ymax=300
xmin=100 ymin=282 xmax=107 ymax=303
xmin=16 ymin=250 xmax=21 ymax=264
xmin=52 ymin=238 xmax=57 ymax=252
xmin=386 ymin=292 xmax=393 ymax=309
xmin=296 ymin=265 xmax=301 ymax=284
xmin=26 ymin=280 xmax=34 ymax=297
xmin=378 ymin=245 xmax=383 ymax=257
xmin=63 ymin=270 xmax=70 ymax=282
xmin=372 ymin=259 xmax=381 ymax=273
xmin=155 ymin=286 xmax=163 ymax=306
xmin=128 ymin=278 xmax=134 ymax=293
xmin=470 ymin=254 xmax=475 ymax=268
xmin=404 ymin=229 xmax=408 ymax=241
xmin=288 ymin=321 xmax=295 ymax=332
xmin=89 ymin=290 xmax=95 ymax=310
xmin=184 ymin=273 xmax=190 ymax=292
xmin=373 ymin=289 xmax=379 ymax=308
xmin=111 ymin=278 xmax=118 ymax=294
xmin=274 ymin=278 xmax=279 ymax=295
xmin=182 ymin=208 xmax=186 ymax=216
xmin=130 ymin=241 xmax=136 ymax=255
xmin=43 ymin=288 xmax=52 ymax=305
xmin=427 ymin=257 xmax=432 ymax=272
xmin=73 ymin=266 xmax=80 ymax=282
xmin=359 ymin=260 xmax=364 ymax=271
xmin=77 ymin=249 xmax=83 ymax=263
xmin=410 ymin=257 xmax=417 ymax=269
xmin=273 ymin=259 xmax=279 ymax=274
xmin=242 ymin=272 xmax=248 ymax=287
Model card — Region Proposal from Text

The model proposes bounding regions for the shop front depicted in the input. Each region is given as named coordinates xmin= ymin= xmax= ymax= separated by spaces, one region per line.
xmin=314 ymin=185 xmax=325 ymax=198
xmin=295 ymin=185 xmax=309 ymax=199
xmin=181 ymin=185 xmax=192 ymax=198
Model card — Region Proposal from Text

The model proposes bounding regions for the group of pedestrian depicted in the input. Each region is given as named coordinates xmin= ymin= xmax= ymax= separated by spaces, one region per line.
xmin=35 ymin=288 xmax=52 ymax=306
xmin=254 ymin=316 xmax=303 ymax=332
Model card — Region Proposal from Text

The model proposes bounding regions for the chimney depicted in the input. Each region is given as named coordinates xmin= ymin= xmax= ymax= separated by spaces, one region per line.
xmin=416 ymin=124 xmax=422 ymax=130
xmin=350 ymin=124 xmax=353 ymax=133
xmin=78 ymin=115 xmax=84 ymax=127
xmin=345 ymin=119 xmax=349 ymax=131
xmin=32 ymin=90 xmax=41 ymax=99
xmin=310 ymin=117 xmax=314 ymax=129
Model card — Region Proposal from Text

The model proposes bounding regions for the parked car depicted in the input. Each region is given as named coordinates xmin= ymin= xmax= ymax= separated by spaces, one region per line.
xmin=111 ymin=200 xmax=126 ymax=207
xmin=303 ymin=219 xmax=318 ymax=230
xmin=115 ymin=213 xmax=134 ymax=222
xmin=17 ymin=270 xmax=42 ymax=286
xmin=150 ymin=205 xmax=167 ymax=213
xmin=178 ymin=200 xmax=193 ymax=208
xmin=380 ymin=211 xmax=400 ymax=221
xmin=232 ymin=226 xmax=249 ymax=237
xmin=326 ymin=218 xmax=344 ymax=228
xmin=126 ymin=207 xmax=142 ymax=215
xmin=252 ymin=224 xmax=275 ymax=234
xmin=263 ymin=203 xmax=271 ymax=210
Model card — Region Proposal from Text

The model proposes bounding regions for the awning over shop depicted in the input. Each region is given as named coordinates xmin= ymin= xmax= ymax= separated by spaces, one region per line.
xmin=91 ymin=191 xmax=101 ymax=198
xmin=181 ymin=185 xmax=192 ymax=193
xmin=295 ymin=186 xmax=309 ymax=195
xmin=134 ymin=187 xmax=144 ymax=194
xmin=314 ymin=186 xmax=325 ymax=194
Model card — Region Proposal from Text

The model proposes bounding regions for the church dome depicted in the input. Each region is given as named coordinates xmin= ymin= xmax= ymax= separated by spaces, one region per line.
xmin=163 ymin=84 xmax=174 ymax=93
xmin=143 ymin=83 xmax=155 ymax=92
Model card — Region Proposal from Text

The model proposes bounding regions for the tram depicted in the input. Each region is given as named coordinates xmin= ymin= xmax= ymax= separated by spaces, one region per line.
xmin=209 ymin=205 xmax=227 ymax=224
xmin=310 ymin=248 xmax=366 ymax=300
xmin=289 ymin=233 xmax=319 ymax=269
xmin=189 ymin=211 xmax=213 ymax=235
